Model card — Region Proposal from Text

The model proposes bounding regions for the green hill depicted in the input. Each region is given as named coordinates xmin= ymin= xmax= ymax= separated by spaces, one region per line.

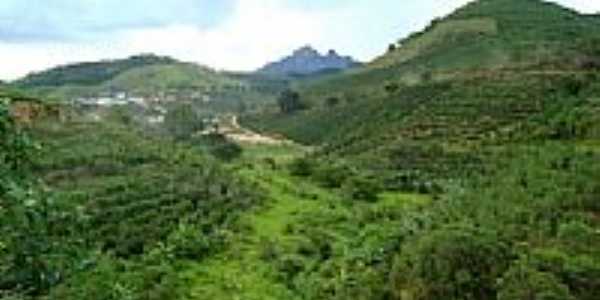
xmin=9 ymin=55 xmax=286 ymax=116
xmin=243 ymin=0 xmax=600 ymax=170
xmin=10 ymin=54 xmax=263 ymax=102
xmin=14 ymin=54 xmax=176 ymax=88
xmin=105 ymin=63 xmax=242 ymax=93
xmin=234 ymin=2 xmax=600 ymax=298
xmin=290 ymin=0 xmax=600 ymax=107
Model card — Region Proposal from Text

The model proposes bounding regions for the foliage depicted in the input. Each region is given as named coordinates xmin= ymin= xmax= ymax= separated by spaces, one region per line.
xmin=0 ymin=98 xmax=84 ymax=296
xmin=192 ymin=133 xmax=243 ymax=162
xmin=277 ymin=89 xmax=305 ymax=114
xmin=311 ymin=161 xmax=353 ymax=188
xmin=390 ymin=224 xmax=511 ymax=300
xmin=163 ymin=103 xmax=205 ymax=140
xmin=288 ymin=157 xmax=315 ymax=177
xmin=497 ymin=260 xmax=574 ymax=300
xmin=343 ymin=175 xmax=382 ymax=202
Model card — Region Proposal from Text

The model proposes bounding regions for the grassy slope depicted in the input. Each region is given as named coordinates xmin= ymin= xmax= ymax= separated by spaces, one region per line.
xmin=103 ymin=63 xmax=243 ymax=93
xmin=177 ymin=144 xmax=430 ymax=300
xmin=14 ymin=54 xmax=176 ymax=88
xmin=10 ymin=55 xmax=255 ymax=102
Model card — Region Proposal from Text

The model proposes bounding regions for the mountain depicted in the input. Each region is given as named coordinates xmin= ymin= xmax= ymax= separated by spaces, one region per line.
xmin=242 ymin=0 xmax=600 ymax=173
xmin=292 ymin=0 xmax=600 ymax=104
xmin=258 ymin=46 xmax=360 ymax=76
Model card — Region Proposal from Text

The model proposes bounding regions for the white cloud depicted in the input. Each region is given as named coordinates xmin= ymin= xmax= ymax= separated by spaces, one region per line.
xmin=552 ymin=0 xmax=600 ymax=13
xmin=120 ymin=0 xmax=325 ymax=71
xmin=1 ymin=0 xmax=599 ymax=80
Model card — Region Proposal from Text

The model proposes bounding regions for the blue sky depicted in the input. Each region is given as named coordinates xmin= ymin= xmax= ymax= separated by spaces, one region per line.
xmin=0 ymin=0 xmax=599 ymax=80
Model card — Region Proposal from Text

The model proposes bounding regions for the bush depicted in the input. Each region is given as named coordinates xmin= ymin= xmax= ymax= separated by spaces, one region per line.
xmin=343 ymin=175 xmax=382 ymax=202
xmin=497 ymin=261 xmax=574 ymax=300
xmin=312 ymin=162 xmax=353 ymax=188
xmin=193 ymin=133 xmax=243 ymax=162
xmin=288 ymin=157 xmax=315 ymax=177
xmin=390 ymin=224 xmax=511 ymax=300
xmin=527 ymin=248 xmax=600 ymax=300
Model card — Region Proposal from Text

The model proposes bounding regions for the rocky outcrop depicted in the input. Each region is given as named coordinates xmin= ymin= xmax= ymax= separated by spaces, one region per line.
xmin=258 ymin=46 xmax=360 ymax=76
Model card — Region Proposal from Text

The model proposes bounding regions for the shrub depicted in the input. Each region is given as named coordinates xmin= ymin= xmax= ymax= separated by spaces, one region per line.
xmin=343 ymin=175 xmax=382 ymax=202
xmin=312 ymin=162 xmax=353 ymax=188
xmin=278 ymin=89 xmax=305 ymax=114
xmin=390 ymin=224 xmax=511 ymax=300
xmin=194 ymin=133 xmax=243 ymax=162
xmin=497 ymin=261 xmax=574 ymax=300
xmin=289 ymin=157 xmax=315 ymax=177
xmin=325 ymin=97 xmax=340 ymax=108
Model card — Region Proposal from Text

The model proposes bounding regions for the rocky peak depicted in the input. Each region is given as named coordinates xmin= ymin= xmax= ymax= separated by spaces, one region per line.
xmin=258 ymin=45 xmax=360 ymax=76
xmin=293 ymin=46 xmax=320 ymax=57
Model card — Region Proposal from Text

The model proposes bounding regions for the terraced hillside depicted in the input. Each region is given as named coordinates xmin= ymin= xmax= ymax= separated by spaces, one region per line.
xmin=0 ymin=92 xmax=263 ymax=299
xmin=290 ymin=0 xmax=600 ymax=106
xmin=243 ymin=0 xmax=600 ymax=180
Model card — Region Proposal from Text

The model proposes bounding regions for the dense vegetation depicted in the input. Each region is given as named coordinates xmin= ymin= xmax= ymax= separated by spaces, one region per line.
xmin=3 ymin=0 xmax=600 ymax=299
xmin=236 ymin=1 xmax=600 ymax=299
xmin=0 ymin=92 xmax=261 ymax=299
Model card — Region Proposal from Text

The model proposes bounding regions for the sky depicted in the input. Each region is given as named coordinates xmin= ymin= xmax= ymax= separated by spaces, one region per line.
xmin=0 ymin=0 xmax=599 ymax=80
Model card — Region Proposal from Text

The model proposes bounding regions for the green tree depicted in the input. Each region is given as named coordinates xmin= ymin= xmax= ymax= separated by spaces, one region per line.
xmin=164 ymin=103 xmax=204 ymax=140
xmin=277 ymin=89 xmax=305 ymax=114
xmin=325 ymin=96 xmax=340 ymax=108
xmin=343 ymin=175 xmax=381 ymax=201
xmin=390 ymin=224 xmax=511 ymax=300
xmin=384 ymin=82 xmax=400 ymax=94
xmin=388 ymin=43 xmax=397 ymax=52
xmin=497 ymin=261 xmax=574 ymax=300
xmin=0 ymin=98 xmax=69 ymax=295
xmin=289 ymin=157 xmax=315 ymax=177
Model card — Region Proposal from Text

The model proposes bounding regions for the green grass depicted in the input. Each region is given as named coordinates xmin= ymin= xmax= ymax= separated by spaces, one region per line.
xmin=177 ymin=144 xmax=430 ymax=300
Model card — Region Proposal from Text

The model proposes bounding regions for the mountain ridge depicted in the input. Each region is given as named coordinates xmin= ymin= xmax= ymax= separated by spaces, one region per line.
xmin=257 ymin=45 xmax=361 ymax=76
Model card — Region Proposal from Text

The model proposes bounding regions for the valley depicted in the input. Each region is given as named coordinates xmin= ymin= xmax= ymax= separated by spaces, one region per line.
xmin=2 ymin=1 xmax=600 ymax=300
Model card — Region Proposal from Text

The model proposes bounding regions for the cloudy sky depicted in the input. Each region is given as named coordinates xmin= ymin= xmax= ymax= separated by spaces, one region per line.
xmin=0 ymin=0 xmax=599 ymax=80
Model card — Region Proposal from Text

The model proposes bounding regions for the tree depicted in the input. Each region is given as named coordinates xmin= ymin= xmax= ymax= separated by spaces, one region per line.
xmin=277 ymin=89 xmax=305 ymax=114
xmin=325 ymin=96 xmax=340 ymax=108
xmin=288 ymin=157 xmax=314 ymax=177
xmin=384 ymin=82 xmax=400 ymax=94
xmin=388 ymin=44 xmax=397 ymax=52
xmin=312 ymin=162 xmax=353 ymax=188
xmin=343 ymin=175 xmax=382 ymax=201
xmin=390 ymin=224 xmax=511 ymax=300
xmin=164 ymin=103 xmax=204 ymax=140
xmin=0 ymin=98 xmax=71 ymax=296
xmin=193 ymin=133 xmax=243 ymax=162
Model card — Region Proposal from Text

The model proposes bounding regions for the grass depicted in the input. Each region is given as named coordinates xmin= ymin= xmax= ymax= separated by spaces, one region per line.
xmin=177 ymin=143 xmax=430 ymax=299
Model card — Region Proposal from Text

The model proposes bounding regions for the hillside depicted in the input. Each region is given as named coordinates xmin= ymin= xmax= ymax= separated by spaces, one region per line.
xmin=14 ymin=54 xmax=176 ymax=88
xmin=12 ymin=56 xmax=247 ymax=97
xmin=292 ymin=0 xmax=600 ymax=105
xmin=9 ymin=55 xmax=287 ymax=121
xmin=234 ymin=2 xmax=600 ymax=298
xmin=245 ymin=0 xmax=600 ymax=151
xmin=4 ymin=1 xmax=600 ymax=300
